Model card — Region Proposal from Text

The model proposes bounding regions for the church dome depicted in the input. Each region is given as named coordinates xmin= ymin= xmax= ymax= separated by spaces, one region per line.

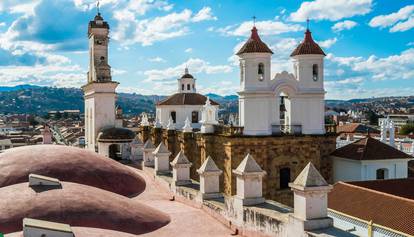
xmin=290 ymin=29 xmax=326 ymax=56
xmin=181 ymin=67 xmax=194 ymax=79
xmin=97 ymin=127 xmax=136 ymax=142
xmin=0 ymin=145 xmax=145 ymax=196
xmin=0 ymin=182 xmax=170 ymax=234
xmin=236 ymin=27 xmax=273 ymax=55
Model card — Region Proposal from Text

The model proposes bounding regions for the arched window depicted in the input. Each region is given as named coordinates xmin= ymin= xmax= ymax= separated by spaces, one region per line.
xmin=376 ymin=168 xmax=388 ymax=180
xmin=312 ymin=64 xmax=318 ymax=81
xmin=279 ymin=167 xmax=291 ymax=189
xmin=191 ymin=111 xmax=199 ymax=123
xmin=187 ymin=84 xmax=190 ymax=90
xmin=170 ymin=111 xmax=176 ymax=123
xmin=182 ymin=84 xmax=184 ymax=91
xmin=258 ymin=63 xmax=264 ymax=81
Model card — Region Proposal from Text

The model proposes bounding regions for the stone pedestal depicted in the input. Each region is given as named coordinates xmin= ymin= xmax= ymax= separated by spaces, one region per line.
xmin=200 ymin=123 xmax=215 ymax=133
xmin=153 ymin=142 xmax=171 ymax=175
xmin=143 ymin=140 xmax=156 ymax=167
xmin=170 ymin=150 xmax=192 ymax=186
xmin=289 ymin=162 xmax=333 ymax=231
xmin=232 ymin=154 xmax=266 ymax=206
xmin=197 ymin=156 xmax=223 ymax=200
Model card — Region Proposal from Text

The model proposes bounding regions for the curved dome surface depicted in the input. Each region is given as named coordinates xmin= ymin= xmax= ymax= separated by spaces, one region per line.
xmin=0 ymin=145 xmax=145 ymax=196
xmin=0 ymin=182 xmax=170 ymax=234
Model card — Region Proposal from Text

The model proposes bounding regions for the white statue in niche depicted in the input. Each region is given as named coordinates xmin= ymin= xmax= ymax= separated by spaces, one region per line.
xmin=141 ymin=113 xmax=150 ymax=126
xmin=200 ymin=97 xmax=218 ymax=133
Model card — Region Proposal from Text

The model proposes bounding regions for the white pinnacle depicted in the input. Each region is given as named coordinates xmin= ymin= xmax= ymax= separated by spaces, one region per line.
xmin=167 ymin=116 xmax=176 ymax=130
xmin=182 ymin=117 xmax=193 ymax=132
xmin=141 ymin=113 xmax=150 ymax=126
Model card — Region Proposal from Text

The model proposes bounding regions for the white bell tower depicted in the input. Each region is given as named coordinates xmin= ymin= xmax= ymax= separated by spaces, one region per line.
xmin=289 ymin=23 xmax=326 ymax=134
xmin=237 ymin=26 xmax=274 ymax=135
xmin=177 ymin=67 xmax=196 ymax=93
xmin=82 ymin=11 xmax=118 ymax=150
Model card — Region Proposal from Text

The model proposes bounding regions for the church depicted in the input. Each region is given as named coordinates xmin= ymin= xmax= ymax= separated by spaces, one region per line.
xmin=155 ymin=68 xmax=219 ymax=130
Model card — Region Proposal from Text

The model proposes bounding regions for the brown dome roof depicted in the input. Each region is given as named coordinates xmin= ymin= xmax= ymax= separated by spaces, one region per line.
xmin=0 ymin=145 xmax=145 ymax=196
xmin=157 ymin=93 xmax=220 ymax=106
xmin=290 ymin=30 xmax=326 ymax=57
xmin=97 ymin=127 xmax=136 ymax=142
xmin=236 ymin=27 xmax=273 ymax=55
xmin=0 ymin=182 xmax=170 ymax=234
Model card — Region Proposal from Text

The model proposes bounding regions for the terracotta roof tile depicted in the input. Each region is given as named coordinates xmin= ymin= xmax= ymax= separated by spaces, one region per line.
xmin=236 ymin=27 xmax=273 ymax=55
xmin=331 ymin=136 xmax=413 ymax=160
xmin=348 ymin=178 xmax=414 ymax=200
xmin=157 ymin=93 xmax=219 ymax=106
xmin=290 ymin=30 xmax=325 ymax=57
xmin=337 ymin=123 xmax=380 ymax=134
xmin=329 ymin=181 xmax=414 ymax=236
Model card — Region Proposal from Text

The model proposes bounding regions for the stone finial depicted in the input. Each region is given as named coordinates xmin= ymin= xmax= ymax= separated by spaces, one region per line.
xmin=153 ymin=142 xmax=171 ymax=174
xmin=182 ymin=117 xmax=193 ymax=133
xmin=153 ymin=142 xmax=171 ymax=155
xmin=197 ymin=156 xmax=222 ymax=175
xmin=143 ymin=139 xmax=155 ymax=150
xmin=154 ymin=117 xmax=162 ymax=128
xmin=170 ymin=150 xmax=192 ymax=186
xmin=232 ymin=154 xmax=266 ymax=206
xmin=290 ymin=162 xmax=328 ymax=189
xmin=197 ymin=156 xmax=223 ymax=200
xmin=141 ymin=113 xmax=150 ymax=126
xmin=289 ymin=162 xmax=333 ymax=230
xmin=233 ymin=153 xmax=266 ymax=176
xmin=167 ymin=116 xmax=176 ymax=130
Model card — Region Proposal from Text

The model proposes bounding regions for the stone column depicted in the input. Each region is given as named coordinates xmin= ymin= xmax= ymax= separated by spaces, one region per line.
xmin=289 ymin=162 xmax=333 ymax=231
xmin=153 ymin=142 xmax=171 ymax=175
xmin=170 ymin=150 xmax=192 ymax=186
xmin=142 ymin=139 xmax=156 ymax=167
xmin=197 ymin=156 xmax=223 ymax=200
xmin=232 ymin=154 xmax=266 ymax=206
xmin=141 ymin=126 xmax=151 ymax=145
xmin=152 ymin=127 xmax=163 ymax=146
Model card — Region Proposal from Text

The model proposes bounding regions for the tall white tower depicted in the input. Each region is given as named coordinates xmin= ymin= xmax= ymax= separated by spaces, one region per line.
xmin=237 ymin=26 xmax=274 ymax=135
xmin=177 ymin=68 xmax=196 ymax=93
xmin=82 ymin=12 xmax=118 ymax=150
xmin=289 ymin=26 xmax=326 ymax=134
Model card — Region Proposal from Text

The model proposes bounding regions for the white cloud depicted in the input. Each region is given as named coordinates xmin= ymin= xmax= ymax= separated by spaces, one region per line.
xmin=218 ymin=20 xmax=303 ymax=37
xmin=318 ymin=38 xmax=337 ymax=48
xmin=332 ymin=20 xmax=357 ymax=32
xmin=0 ymin=22 xmax=6 ymax=27
xmin=185 ymin=48 xmax=193 ymax=53
xmin=390 ymin=17 xmax=414 ymax=32
xmin=143 ymin=58 xmax=232 ymax=82
xmin=113 ymin=5 xmax=216 ymax=46
xmin=192 ymin=7 xmax=217 ymax=22
xmin=290 ymin=0 xmax=372 ymax=21
xmin=369 ymin=5 xmax=414 ymax=29
xmin=149 ymin=57 xmax=166 ymax=62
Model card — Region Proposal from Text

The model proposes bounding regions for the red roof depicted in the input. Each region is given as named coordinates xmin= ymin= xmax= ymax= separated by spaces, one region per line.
xmin=236 ymin=27 xmax=273 ymax=55
xmin=331 ymin=136 xmax=413 ymax=160
xmin=290 ymin=30 xmax=326 ymax=56
xmin=329 ymin=181 xmax=414 ymax=235
xmin=157 ymin=93 xmax=219 ymax=106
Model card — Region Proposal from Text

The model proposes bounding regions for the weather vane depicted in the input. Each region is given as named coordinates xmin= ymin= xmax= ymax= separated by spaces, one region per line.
xmin=252 ymin=16 xmax=257 ymax=27
xmin=97 ymin=0 xmax=100 ymax=14
xmin=306 ymin=18 xmax=310 ymax=30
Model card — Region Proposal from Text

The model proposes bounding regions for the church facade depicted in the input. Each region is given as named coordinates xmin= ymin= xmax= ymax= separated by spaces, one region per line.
xmin=156 ymin=68 xmax=219 ymax=130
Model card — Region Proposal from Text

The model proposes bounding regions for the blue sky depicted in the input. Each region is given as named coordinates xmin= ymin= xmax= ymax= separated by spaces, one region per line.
xmin=0 ymin=0 xmax=413 ymax=100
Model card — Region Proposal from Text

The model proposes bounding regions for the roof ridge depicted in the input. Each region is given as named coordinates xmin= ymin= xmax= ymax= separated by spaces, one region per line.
xmin=340 ymin=182 xmax=414 ymax=204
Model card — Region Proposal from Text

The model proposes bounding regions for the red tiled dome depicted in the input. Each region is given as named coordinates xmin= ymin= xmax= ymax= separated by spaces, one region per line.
xmin=0 ymin=145 xmax=145 ymax=196
xmin=290 ymin=29 xmax=326 ymax=56
xmin=0 ymin=182 xmax=170 ymax=234
xmin=236 ymin=27 xmax=273 ymax=55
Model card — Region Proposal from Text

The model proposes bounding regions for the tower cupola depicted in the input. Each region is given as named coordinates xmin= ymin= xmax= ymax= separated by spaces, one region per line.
xmin=236 ymin=27 xmax=273 ymax=55
xmin=177 ymin=67 xmax=196 ymax=93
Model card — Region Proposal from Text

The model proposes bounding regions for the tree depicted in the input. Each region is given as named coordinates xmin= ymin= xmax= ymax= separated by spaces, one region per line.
xmin=400 ymin=123 xmax=414 ymax=135
xmin=366 ymin=110 xmax=380 ymax=125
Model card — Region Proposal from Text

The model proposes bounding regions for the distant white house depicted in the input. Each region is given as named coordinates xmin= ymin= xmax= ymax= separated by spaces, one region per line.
xmin=331 ymin=136 xmax=413 ymax=182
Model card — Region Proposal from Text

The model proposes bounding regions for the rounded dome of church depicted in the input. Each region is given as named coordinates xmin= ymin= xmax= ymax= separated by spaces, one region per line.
xmin=97 ymin=127 xmax=136 ymax=142
xmin=0 ymin=182 xmax=170 ymax=234
xmin=0 ymin=145 xmax=145 ymax=196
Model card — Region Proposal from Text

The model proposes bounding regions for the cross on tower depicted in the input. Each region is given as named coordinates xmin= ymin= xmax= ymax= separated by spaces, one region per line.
xmin=97 ymin=0 xmax=100 ymax=14
xmin=306 ymin=18 xmax=310 ymax=30
xmin=252 ymin=16 xmax=257 ymax=26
